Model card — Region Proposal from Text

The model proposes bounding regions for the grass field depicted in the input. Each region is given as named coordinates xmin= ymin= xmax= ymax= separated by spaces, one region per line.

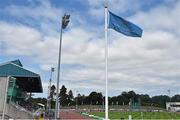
xmin=89 ymin=111 xmax=180 ymax=119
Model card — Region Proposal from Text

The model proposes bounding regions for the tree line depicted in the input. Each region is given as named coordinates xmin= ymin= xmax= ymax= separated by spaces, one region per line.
xmin=32 ymin=85 xmax=180 ymax=109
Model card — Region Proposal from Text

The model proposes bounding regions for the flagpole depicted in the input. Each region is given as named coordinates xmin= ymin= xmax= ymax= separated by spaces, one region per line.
xmin=105 ymin=5 xmax=108 ymax=120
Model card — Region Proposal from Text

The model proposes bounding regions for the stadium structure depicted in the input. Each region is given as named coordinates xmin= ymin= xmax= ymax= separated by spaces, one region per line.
xmin=0 ymin=60 xmax=43 ymax=119
xmin=166 ymin=102 xmax=180 ymax=112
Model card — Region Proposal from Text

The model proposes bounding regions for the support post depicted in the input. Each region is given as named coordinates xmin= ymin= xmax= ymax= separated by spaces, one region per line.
xmin=2 ymin=77 xmax=10 ymax=120
xmin=105 ymin=5 xmax=109 ymax=120
xmin=55 ymin=21 xmax=63 ymax=120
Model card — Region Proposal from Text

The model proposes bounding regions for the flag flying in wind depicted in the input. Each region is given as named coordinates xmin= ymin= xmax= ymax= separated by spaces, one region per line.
xmin=108 ymin=11 xmax=143 ymax=37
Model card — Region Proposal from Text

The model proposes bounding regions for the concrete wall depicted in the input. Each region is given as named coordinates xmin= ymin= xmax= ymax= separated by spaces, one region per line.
xmin=0 ymin=77 xmax=8 ymax=113
xmin=5 ymin=102 xmax=33 ymax=119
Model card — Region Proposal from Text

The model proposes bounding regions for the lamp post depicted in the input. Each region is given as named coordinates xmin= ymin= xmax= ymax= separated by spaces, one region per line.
xmin=168 ymin=89 xmax=171 ymax=102
xmin=47 ymin=67 xmax=54 ymax=116
xmin=55 ymin=14 xmax=70 ymax=119
xmin=76 ymin=91 xmax=79 ymax=110
xmin=102 ymin=93 xmax=104 ymax=110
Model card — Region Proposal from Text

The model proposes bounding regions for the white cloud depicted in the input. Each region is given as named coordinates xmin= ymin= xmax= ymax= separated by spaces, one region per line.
xmin=5 ymin=1 xmax=61 ymax=22
xmin=87 ymin=0 xmax=142 ymax=20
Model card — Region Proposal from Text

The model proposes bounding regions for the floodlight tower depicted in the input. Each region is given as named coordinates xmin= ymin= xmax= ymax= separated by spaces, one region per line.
xmin=76 ymin=90 xmax=79 ymax=110
xmin=168 ymin=89 xmax=171 ymax=102
xmin=47 ymin=67 xmax=54 ymax=116
xmin=55 ymin=14 xmax=70 ymax=119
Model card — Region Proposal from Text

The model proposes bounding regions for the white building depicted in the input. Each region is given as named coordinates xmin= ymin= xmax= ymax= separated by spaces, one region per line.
xmin=166 ymin=102 xmax=180 ymax=112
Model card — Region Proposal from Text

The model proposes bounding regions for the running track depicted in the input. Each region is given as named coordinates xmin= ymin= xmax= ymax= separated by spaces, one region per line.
xmin=59 ymin=110 xmax=91 ymax=120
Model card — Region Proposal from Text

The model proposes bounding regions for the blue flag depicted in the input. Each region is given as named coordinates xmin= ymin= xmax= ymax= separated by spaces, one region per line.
xmin=108 ymin=11 xmax=143 ymax=37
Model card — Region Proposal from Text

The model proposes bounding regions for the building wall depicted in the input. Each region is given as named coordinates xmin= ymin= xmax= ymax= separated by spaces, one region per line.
xmin=166 ymin=102 xmax=180 ymax=112
xmin=0 ymin=77 xmax=8 ymax=113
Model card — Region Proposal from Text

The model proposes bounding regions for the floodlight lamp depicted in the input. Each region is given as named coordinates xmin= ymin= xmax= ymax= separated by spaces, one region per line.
xmin=51 ymin=67 xmax=55 ymax=72
xmin=62 ymin=14 xmax=70 ymax=29
xmin=65 ymin=14 xmax=70 ymax=19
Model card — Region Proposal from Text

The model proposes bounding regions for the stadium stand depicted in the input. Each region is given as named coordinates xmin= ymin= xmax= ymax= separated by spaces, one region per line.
xmin=0 ymin=60 xmax=43 ymax=119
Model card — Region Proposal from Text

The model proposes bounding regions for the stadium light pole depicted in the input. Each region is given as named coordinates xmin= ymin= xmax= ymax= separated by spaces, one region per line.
xmin=168 ymin=89 xmax=171 ymax=102
xmin=47 ymin=67 xmax=54 ymax=116
xmin=55 ymin=14 xmax=70 ymax=119
xmin=76 ymin=90 xmax=79 ymax=110
xmin=101 ymin=92 xmax=104 ymax=110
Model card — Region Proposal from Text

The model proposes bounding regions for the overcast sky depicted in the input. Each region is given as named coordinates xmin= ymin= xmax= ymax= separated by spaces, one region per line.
xmin=0 ymin=0 xmax=180 ymax=97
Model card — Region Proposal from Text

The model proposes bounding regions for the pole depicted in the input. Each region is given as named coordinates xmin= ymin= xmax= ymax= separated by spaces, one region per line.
xmin=2 ymin=76 xmax=10 ymax=120
xmin=47 ymin=68 xmax=53 ymax=116
xmin=76 ymin=97 xmax=78 ymax=110
xmin=139 ymin=98 xmax=143 ymax=120
xmin=168 ymin=90 xmax=171 ymax=102
xmin=49 ymin=70 xmax=52 ymax=110
xmin=105 ymin=5 xmax=108 ymax=120
xmin=102 ymin=95 xmax=104 ymax=110
xmin=55 ymin=21 xmax=63 ymax=119
xmin=76 ymin=91 xmax=79 ymax=110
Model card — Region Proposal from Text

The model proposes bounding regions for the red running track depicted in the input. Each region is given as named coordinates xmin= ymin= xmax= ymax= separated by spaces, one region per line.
xmin=59 ymin=110 xmax=91 ymax=120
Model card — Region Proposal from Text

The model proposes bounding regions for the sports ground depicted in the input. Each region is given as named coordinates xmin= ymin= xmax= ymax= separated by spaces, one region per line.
xmin=59 ymin=110 xmax=180 ymax=120
xmin=86 ymin=111 xmax=180 ymax=119
xmin=59 ymin=105 xmax=180 ymax=119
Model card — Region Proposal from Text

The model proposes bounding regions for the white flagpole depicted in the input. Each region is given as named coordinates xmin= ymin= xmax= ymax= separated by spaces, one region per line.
xmin=105 ymin=5 xmax=109 ymax=120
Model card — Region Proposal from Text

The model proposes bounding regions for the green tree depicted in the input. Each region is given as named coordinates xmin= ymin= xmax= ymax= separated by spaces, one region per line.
xmin=50 ymin=85 xmax=56 ymax=100
xmin=89 ymin=92 xmax=103 ymax=105
xmin=152 ymin=95 xmax=169 ymax=108
xmin=67 ymin=90 xmax=74 ymax=106
xmin=138 ymin=94 xmax=151 ymax=106
xmin=59 ymin=85 xmax=68 ymax=106
xmin=121 ymin=91 xmax=130 ymax=105
xmin=49 ymin=85 xmax=56 ymax=108
xmin=117 ymin=95 xmax=124 ymax=105
xmin=109 ymin=96 xmax=117 ymax=105
xmin=171 ymin=94 xmax=180 ymax=102
xmin=68 ymin=90 xmax=74 ymax=100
